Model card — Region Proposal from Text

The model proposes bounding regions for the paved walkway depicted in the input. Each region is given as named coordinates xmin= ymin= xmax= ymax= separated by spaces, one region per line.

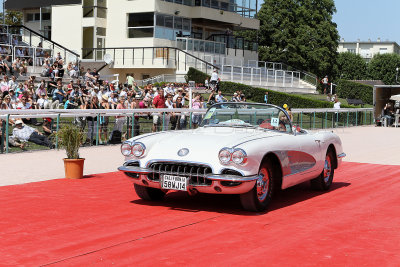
xmin=0 ymin=126 xmax=399 ymax=186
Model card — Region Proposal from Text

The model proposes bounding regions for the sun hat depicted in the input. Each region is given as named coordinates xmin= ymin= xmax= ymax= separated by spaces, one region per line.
xmin=15 ymin=119 xmax=23 ymax=125
xmin=102 ymin=95 xmax=109 ymax=101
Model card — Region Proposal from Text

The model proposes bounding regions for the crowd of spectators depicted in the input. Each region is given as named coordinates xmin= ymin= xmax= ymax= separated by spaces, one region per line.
xmin=0 ymin=64 xmax=242 ymax=150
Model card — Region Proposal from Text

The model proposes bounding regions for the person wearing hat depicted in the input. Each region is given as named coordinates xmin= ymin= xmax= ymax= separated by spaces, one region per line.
xmin=279 ymin=104 xmax=293 ymax=124
xmin=8 ymin=88 xmax=18 ymax=106
xmin=36 ymin=92 xmax=49 ymax=109
xmin=11 ymin=120 xmax=53 ymax=148
xmin=231 ymin=92 xmax=241 ymax=102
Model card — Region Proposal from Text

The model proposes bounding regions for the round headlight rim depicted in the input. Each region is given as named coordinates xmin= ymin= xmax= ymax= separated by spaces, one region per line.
xmin=132 ymin=142 xmax=146 ymax=158
xmin=232 ymin=148 xmax=247 ymax=165
xmin=218 ymin=147 xmax=232 ymax=165
xmin=121 ymin=142 xmax=133 ymax=156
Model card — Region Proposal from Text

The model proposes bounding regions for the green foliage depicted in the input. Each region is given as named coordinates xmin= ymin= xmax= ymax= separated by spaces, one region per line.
xmin=335 ymin=52 xmax=367 ymax=80
xmin=367 ymin=53 xmax=400 ymax=84
xmin=152 ymin=82 xmax=167 ymax=88
xmin=186 ymin=67 xmax=210 ymax=84
xmin=234 ymin=29 xmax=258 ymax=42
xmin=257 ymin=0 xmax=339 ymax=78
xmin=219 ymin=81 xmax=341 ymax=109
xmin=336 ymin=79 xmax=373 ymax=104
xmin=0 ymin=11 xmax=23 ymax=26
xmin=55 ymin=125 xmax=85 ymax=159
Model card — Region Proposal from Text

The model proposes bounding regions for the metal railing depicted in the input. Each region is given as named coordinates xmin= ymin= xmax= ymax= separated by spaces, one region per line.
xmin=13 ymin=45 xmax=54 ymax=70
xmin=81 ymin=46 xmax=219 ymax=74
xmin=9 ymin=25 xmax=80 ymax=66
xmin=206 ymin=34 xmax=258 ymax=55
xmin=0 ymin=44 xmax=12 ymax=57
xmin=176 ymin=37 xmax=226 ymax=55
xmin=0 ymin=107 xmax=374 ymax=154
xmin=140 ymin=74 xmax=187 ymax=86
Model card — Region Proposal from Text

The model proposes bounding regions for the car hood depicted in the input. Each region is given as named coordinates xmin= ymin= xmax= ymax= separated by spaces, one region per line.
xmin=132 ymin=127 xmax=282 ymax=164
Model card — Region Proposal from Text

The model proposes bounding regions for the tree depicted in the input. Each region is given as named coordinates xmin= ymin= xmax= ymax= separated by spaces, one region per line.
xmin=367 ymin=53 xmax=400 ymax=85
xmin=0 ymin=10 xmax=23 ymax=26
xmin=257 ymin=0 xmax=339 ymax=78
xmin=335 ymin=52 xmax=367 ymax=80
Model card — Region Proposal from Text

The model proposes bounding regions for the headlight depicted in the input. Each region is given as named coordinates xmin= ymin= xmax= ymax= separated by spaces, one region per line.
xmin=218 ymin=148 xmax=232 ymax=164
xmin=232 ymin=149 xmax=247 ymax=165
xmin=132 ymin=142 xmax=146 ymax=158
xmin=121 ymin=142 xmax=132 ymax=156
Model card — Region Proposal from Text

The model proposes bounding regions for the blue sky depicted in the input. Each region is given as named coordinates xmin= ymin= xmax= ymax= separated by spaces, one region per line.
xmin=333 ymin=0 xmax=400 ymax=43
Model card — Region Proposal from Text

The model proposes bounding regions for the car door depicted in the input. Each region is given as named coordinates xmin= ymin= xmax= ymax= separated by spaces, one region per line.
xmin=296 ymin=133 xmax=323 ymax=179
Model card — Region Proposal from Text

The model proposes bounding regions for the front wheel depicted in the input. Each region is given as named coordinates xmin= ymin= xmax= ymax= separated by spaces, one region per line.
xmin=240 ymin=160 xmax=275 ymax=212
xmin=311 ymin=150 xmax=335 ymax=190
xmin=134 ymin=184 xmax=166 ymax=201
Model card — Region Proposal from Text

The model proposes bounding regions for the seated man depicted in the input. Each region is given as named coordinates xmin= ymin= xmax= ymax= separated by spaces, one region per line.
xmin=11 ymin=120 xmax=53 ymax=148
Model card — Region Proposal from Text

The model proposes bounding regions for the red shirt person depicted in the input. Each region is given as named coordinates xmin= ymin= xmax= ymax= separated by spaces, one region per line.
xmin=152 ymin=89 xmax=165 ymax=132
xmin=153 ymin=89 xmax=166 ymax=108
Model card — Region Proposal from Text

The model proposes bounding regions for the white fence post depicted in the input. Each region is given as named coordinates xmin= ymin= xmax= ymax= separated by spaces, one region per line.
xmin=250 ymin=67 xmax=253 ymax=85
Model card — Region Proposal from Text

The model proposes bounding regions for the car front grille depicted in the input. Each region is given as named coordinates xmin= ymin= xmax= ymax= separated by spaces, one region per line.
xmin=147 ymin=162 xmax=213 ymax=186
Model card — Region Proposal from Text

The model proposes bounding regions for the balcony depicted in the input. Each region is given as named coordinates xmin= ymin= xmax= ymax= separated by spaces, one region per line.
xmin=161 ymin=0 xmax=257 ymax=18
xmin=176 ymin=37 xmax=226 ymax=55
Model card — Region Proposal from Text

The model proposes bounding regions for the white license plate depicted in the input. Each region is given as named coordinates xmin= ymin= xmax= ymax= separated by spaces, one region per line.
xmin=161 ymin=175 xmax=188 ymax=191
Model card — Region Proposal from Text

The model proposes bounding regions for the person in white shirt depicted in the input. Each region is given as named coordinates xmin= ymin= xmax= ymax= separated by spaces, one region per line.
xmin=333 ymin=98 xmax=341 ymax=109
xmin=11 ymin=120 xmax=53 ymax=148
xmin=164 ymin=84 xmax=174 ymax=96
xmin=119 ymin=87 xmax=128 ymax=98
xmin=36 ymin=93 xmax=49 ymax=109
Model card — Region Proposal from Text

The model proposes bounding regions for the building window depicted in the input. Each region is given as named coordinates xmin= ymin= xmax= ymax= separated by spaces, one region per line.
xmin=128 ymin=12 xmax=154 ymax=38
xmin=26 ymin=13 xmax=51 ymax=22
xmin=347 ymin=49 xmax=356 ymax=54
xmin=154 ymin=13 xmax=191 ymax=40
xmin=83 ymin=0 xmax=107 ymax=18
xmin=96 ymin=27 xmax=106 ymax=36
xmin=379 ymin=48 xmax=388 ymax=54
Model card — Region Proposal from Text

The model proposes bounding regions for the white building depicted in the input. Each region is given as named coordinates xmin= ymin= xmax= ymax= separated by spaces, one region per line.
xmin=338 ymin=39 xmax=400 ymax=62
xmin=6 ymin=0 xmax=259 ymax=81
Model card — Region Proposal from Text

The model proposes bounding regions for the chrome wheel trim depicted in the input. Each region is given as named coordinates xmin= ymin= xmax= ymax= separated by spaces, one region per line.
xmin=323 ymin=155 xmax=332 ymax=183
xmin=256 ymin=168 xmax=270 ymax=202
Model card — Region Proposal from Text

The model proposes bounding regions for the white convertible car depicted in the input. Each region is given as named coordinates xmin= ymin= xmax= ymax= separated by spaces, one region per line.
xmin=118 ymin=103 xmax=345 ymax=211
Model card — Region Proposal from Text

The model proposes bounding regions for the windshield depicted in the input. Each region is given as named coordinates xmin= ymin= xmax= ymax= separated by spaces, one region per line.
xmin=201 ymin=103 xmax=293 ymax=134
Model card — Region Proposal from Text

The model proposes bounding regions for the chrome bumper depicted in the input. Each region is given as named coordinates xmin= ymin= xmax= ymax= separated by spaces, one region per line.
xmin=118 ymin=165 xmax=259 ymax=194
xmin=118 ymin=165 xmax=261 ymax=182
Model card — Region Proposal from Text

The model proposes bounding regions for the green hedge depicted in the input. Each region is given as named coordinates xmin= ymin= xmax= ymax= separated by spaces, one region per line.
xmin=185 ymin=67 xmax=210 ymax=84
xmin=219 ymin=81 xmax=344 ymax=109
xmin=336 ymin=79 xmax=373 ymax=105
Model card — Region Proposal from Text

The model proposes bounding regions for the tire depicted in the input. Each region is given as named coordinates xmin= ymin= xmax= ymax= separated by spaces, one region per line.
xmin=134 ymin=184 xmax=166 ymax=201
xmin=240 ymin=159 xmax=275 ymax=212
xmin=311 ymin=150 xmax=335 ymax=191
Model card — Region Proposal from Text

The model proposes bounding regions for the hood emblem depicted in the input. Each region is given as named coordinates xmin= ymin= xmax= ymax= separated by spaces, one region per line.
xmin=178 ymin=148 xmax=189 ymax=157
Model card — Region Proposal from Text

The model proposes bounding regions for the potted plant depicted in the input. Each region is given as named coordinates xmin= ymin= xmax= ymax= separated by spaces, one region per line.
xmin=56 ymin=124 xmax=85 ymax=179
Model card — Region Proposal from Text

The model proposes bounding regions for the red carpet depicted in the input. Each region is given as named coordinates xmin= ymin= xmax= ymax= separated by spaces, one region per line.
xmin=0 ymin=162 xmax=400 ymax=266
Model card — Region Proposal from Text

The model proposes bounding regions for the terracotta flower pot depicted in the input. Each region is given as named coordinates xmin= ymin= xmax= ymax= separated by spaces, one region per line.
xmin=63 ymin=158 xmax=85 ymax=179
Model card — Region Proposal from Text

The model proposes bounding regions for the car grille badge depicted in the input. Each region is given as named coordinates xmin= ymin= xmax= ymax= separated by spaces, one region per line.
xmin=178 ymin=148 xmax=189 ymax=157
